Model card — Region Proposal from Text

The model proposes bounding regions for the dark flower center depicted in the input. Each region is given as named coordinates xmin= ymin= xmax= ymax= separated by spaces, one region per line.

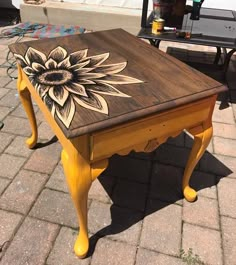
xmin=36 ymin=69 xmax=73 ymax=85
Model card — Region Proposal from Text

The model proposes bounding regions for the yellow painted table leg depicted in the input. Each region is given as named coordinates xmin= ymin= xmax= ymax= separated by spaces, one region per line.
xmin=61 ymin=149 xmax=91 ymax=258
xmin=17 ymin=66 xmax=38 ymax=149
xmin=183 ymin=123 xmax=213 ymax=202
xmin=61 ymin=147 xmax=108 ymax=258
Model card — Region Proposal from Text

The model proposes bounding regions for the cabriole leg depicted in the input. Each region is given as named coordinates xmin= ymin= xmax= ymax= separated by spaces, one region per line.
xmin=183 ymin=123 xmax=213 ymax=202
xmin=17 ymin=68 xmax=38 ymax=149
xmin=61 ymin=149 xmax=92 ymax=258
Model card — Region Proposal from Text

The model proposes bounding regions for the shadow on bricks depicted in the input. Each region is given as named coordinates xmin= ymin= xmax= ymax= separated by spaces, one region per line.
xmin=32 ymin=135 xmax=58 ymax=149
xmin=167 ymin=47 xmax=236 ymax=107
xmin=87 ymin=135 xmax=232 ymax=256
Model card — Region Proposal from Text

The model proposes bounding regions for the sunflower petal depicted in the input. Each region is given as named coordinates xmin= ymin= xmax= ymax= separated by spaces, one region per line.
xmin=69 ymin=60 xmax=91 ymax=71
xmin=25 ymin=47 xmax=47 ymax=66
xmin=65 ymin=83 xmax=88 ymax=97
xmin=32 ymin=62 xmax=46 ymax=72
xmin=78 ymin=79 xmax=96 ymax=85
xmin=23 ymin=66 xmax=35 ymax=76
xmin=96 ymin=74 xmax=143 ymax=84
xmin=93 ymin=62 xmax=127 ymax=75
xmin=14 ymin=53 xmax=28 ymax=67
xmin=43 ymin=94 xmax=55 ymax=115
xmin=45 ymin=58 xmax=57 ymax=69
xmin=55 ymin=96 xmax=75 ymax=128
xmin=88 ymin=82 xmax=130 ymax=97
xmin=58 ymin=56 xmax=71 ymax=68
xmin=78 ymin=73 xmax=106 ymax=79
xmin=48 ymin=86 xmax=69 ymax=107
xmin=48 ymin=46 xmax=67 ymax=63
xmin=73 ymin=92 xmax=108 ymax=114
xmin=80 ymin=53 xmax=109 ymax=67
xmin=70 ymin=49 xmax=88 ymax=64
xmin=74 ymin=67 xmax=94 ymax=74
xmin=37 ymin=84 xmax=50 ymax=97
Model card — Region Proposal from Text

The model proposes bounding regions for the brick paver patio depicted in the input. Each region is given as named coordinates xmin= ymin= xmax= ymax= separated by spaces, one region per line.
xmin=0 ymin=30 xmax=236 ymax=265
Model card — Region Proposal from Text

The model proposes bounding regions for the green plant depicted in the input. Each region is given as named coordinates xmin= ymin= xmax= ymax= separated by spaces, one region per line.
xmin=180 ymin=248 xmax=205 ymax=265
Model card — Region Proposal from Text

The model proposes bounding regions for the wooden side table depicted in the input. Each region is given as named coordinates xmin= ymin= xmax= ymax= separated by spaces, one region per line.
xmin=9 ymin=29 xmax=226 ymax=258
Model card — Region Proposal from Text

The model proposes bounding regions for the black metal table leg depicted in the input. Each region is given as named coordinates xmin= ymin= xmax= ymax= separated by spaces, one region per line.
xmin=214 ymin=47 xmax=221 ymax=64
xmin=149 ymin=39 xmax=161 ymax=48
xmin=223 ymin=48 xmax=236 ymax=76
xmin=219 ymin=48 xmax=236 ymax=108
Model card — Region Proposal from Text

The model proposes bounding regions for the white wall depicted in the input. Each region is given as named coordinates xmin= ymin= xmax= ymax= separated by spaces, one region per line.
xmin=4 ymin=0 xmax=236 ymax=11
xmin=60 ymin=0 xmax=236 ymax=11
xmin=202 ymin=0 xmax=236 ymax=10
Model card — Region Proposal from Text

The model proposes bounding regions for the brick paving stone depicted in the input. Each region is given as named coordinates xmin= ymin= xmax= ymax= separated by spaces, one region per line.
xmin=183 ymin=196 xmax=219 ymax=230
xmin=214 ymin=136 xmax=236 ymax=157
xmin=36 ymin=108 xmax=47 ymax=122
xmin=214 ymin=155 xmax=236 ymax=178
xmin=11 ymin=101 xmax=39 ymax=119
xmin=30 ymin=188 xmax=78 ymax=228
xmin=0 ymin=169 xmax=48 ymax=214
xmin=0 ymin=177 xmax=10 ymax=195
xmin=4 ymin=79 xmax=17 ymax=90
xmin=212 ymin=103 xmax=235 ymax=125
xmin=221 ymin=216 xmax=236 ymax=265
xmin=38 ymin=121 xmax=55 ymax=140
xmin=46 ymin=163 xmax=68 ymax=193
xmin=0 ymin=210 xmax=22 ymax=258
xmin=213 ymin=122 xmax=236 ymax=139
xmin=136 ymin=248 xmax=185 ymax=265
xmin=190 ymin=171 xmax=217 ymax=199
xmin=4 ymin=135 xmax=34 ymax=157
xmin=200 ymin=153 xmax=235 ymax=176
xmin=0 ymin=106 xmax=12 ymax=120
xmin=24 ymin=142 xmax=61 ymax=174
xmin=107 ymin=205 xmax=142 ymax=245
xmin=0 ymin=132 xmax=14 ymax=153
xmin=0 ymin=77 xmax=11 ymax=88
xmin=150 ymin=163 xmax=183 ymax=203
xmin=105 ymin=154 xmax=151 ymax=184
xmin=88 ymin=200 xmax=111 ymax=234
xmin=1 ymin=115 xmax=32 ymax=136
xmin=182 ymin=223 xmax=223 ymax=265
xmin=112 ymin=179 xmax=148 ymax=211
xmin=0 ymin=153 xmax=26 ymax=179
xmin=0 ymin=87 xmax=9 ymax=99
xmin=154 ymin=143 xmax=191 ymax=168
xmin=10 ymin=103 xmax=28 ymax=118
xmin=218 ymin=177 xmax=236 ymax=218
xmin=0 ymin=90 xmax=20 ymax=108
xmin=47 ymin=227 xmax=90 ymax=265
xmin=90 ymin=237 xmax=136 ymax=265
xmin=88 ymin=201 xmax=142 ymax=245
xmin=140 ymin=199 xmax=182 ymax=256
xmin=88 ymin=176 xmax=113 ymax=203
xmin=0 ymin=217 xmax=59 ymax=265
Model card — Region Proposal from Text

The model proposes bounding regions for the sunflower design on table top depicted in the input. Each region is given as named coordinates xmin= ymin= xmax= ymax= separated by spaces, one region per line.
xmin=14 ymin=46 xmax=143 ymax=128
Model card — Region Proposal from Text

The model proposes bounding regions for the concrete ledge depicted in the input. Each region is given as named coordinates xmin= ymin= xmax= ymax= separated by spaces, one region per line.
xmin=20 ymin=2 xmax=143 ymax=34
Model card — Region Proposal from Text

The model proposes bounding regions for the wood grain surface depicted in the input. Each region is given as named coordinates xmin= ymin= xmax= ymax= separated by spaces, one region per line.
xmin=9 ymin=29 xmax=227 ymax=138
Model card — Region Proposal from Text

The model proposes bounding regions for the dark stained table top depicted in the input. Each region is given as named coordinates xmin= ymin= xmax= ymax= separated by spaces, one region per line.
xmin=9 ymin=28 xmax=226 ymax=138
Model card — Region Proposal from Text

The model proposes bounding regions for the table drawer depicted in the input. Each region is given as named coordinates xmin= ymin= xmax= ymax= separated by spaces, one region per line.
xmin=91 ymin=96 xmax=214 ymax=161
